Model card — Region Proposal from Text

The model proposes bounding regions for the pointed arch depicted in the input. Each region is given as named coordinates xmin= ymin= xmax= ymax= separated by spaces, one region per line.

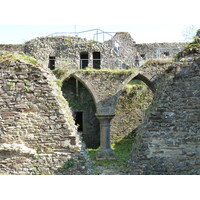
xmin=119 ymin=72 xmax=155 ymax=93
xmin=61 ymin=74 xmax=100 ymax=148
xmin=134 ymin=74 xmax=155 ymax=92
xmin=62 ymin=73 xmax=99 ymax=108
xmin=110 ymin=72 xmax=155 ymax=143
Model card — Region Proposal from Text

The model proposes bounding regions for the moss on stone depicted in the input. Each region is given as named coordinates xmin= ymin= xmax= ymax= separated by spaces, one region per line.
xmin=0 ymin=53 xmax=39 ymax=66
xmin=175 ymin=35 xmax=200 ymax=60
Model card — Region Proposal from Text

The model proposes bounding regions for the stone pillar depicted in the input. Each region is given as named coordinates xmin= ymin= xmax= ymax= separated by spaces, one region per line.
xmin=95 ymin=114 xmax=115 ymax=160
xmin=88 ymin=52 xmax=93 ymax=69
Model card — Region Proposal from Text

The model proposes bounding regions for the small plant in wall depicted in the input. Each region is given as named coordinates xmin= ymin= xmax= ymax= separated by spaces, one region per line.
xmin=61 ymin=159 xmax=75 ymax=169
xmin=54 ymin=79 xmax=62 ymax=87
xmin=23 ymin=86 xmax=30 ymax=92
xmin=7 ymin=82 xmax=15 ymax=87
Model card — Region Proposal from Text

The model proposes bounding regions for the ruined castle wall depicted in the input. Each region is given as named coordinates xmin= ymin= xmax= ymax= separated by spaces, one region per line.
xmin=129 ymin=55 xmax=200 ymax=174
xmin=0 ymin=55 xmax=91 ymax=175
xmin=135 ymin=42 xmax=186 ymax=60
xmin=24 ymin=36 xmax=84 ymax=69
xmin=102 ymin=32 xmax=138 ymax=69
xmin=24 ymin=36 xmax=110 ymax=70
xmin=24 ymin=33 xmax=139 ymax=70
xmin=1 ymin=33 xmax=186 ymax=71
xmin=0 ymin=44 xmax=24 ymax=54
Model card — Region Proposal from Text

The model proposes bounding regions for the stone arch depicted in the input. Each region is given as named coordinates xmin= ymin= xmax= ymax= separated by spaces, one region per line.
xmin=110 ymin=72 xmax=154 ymax=142
xmin=134 ymin=74 xmax=155 ymax=92
xmin=118 ymin=72 xmax=155 ymax=93
xmin=61 ymin=74 xmax=100 ymax=149
xmin=67 ymin=73 xmax=99 ymax=107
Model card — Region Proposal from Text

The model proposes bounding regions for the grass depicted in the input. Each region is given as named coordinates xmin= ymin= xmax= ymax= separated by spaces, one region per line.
xmin=0 ymin=53 xmax=39 ymax=65
xmin=125 ymin=79 xmax=146 ymax=91
xmin=87 ymin=133 xmax=133 ymax=171
xmin=81 ymin=67 xmax=137 ymax=74
xmin=141 ymin=58 xmax=173 ymax=68
xmin=174 ymin=35 xmax=200 ymax=60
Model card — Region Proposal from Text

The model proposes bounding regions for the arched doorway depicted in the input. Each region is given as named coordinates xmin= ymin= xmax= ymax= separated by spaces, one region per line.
xmin=62 ymin=77 xmax=100 ymax=149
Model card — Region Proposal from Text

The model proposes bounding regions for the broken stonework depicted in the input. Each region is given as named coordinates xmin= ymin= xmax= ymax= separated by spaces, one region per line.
xmin=0 ymin=54 xmax=91 ymax=175
xmin=128 ymin=51 xmax=200 ymax=175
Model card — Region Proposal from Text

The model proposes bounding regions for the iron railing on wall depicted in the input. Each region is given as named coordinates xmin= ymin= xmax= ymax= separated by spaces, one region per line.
xmin=47 ymin=28 xmax=116 ymax=43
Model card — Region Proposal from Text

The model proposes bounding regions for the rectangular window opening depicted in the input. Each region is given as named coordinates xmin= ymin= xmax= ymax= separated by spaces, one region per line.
xmin=49 ymin=56 xmax=56 ymax=70
xmin=80 ymin=52 xmax=89 ymax=69
xmin=164 ymin=52 xmax=170 ymax=57
xmin=93 ymin=52 xmax=101 ymax=69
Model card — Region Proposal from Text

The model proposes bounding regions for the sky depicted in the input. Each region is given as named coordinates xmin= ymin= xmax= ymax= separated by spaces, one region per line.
xmin=0 ymin=25 xmax=200 ymax=44
xmin=0 ymin=0 xmax=200 ymax=44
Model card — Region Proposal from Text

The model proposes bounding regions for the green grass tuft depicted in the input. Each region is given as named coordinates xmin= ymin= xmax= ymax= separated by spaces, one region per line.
xmin=87 ymin=133 xmax=133 ymax=170
xmin=0 ymin=53 xmax=39 ymax=65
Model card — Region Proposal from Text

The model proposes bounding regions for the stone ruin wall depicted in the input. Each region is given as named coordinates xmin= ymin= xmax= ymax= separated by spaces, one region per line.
xmin=23 ymin=33 xmax=138 ymax=70
xmin=128 ymin=51 xmax=200 ymax=174
xmin=0 ymin=31 xmax=193 ymax=175
xmin=0 ymin=56 xmax=91 ymax=175
xmin=23 ymin=32 xmax=186 ymax=71
xmin=136 ymin=42 xmax=186 ymax=61
xmin=0 ymin=44 xmax=24 ymax=54
xmin=110 ymin=59 xmax=174 ymax=143
xmin=0 ymin=32 xmax=186 ymax=71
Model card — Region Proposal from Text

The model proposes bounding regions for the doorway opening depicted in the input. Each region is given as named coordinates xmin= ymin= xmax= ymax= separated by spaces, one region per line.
xmin=93 ymin=52 xmax=101 ymax=69
xmin=80 ymin=52 xmax=89 ymax=69
xmin=75 ymin=112 xmax=83 ymax=132
xmin=48 ymin=56 xmax=55 ymax=70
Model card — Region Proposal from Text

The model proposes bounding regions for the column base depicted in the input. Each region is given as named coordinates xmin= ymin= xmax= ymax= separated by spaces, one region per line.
xmin=96 ymin=148 xmax=116 ymax=160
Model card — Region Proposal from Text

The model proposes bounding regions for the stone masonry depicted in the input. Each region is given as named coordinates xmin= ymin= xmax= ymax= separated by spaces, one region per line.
xmin=1 ymin=29 xmax=198 ymax=174
xmin=128 ymin=40 xmax=200 ymax=174
xmin=0 ymin=54 xmax=91 ymax=175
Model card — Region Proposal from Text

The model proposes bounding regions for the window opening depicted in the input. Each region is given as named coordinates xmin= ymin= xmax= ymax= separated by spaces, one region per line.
xmin=80 ymin=52 xmax=89 ymax=69
xmin=163 ymin=52 xmax=170 ymax=57
xmin=140 ymin=54 xmax=146 ymax=60
xmin=48 ymin=56 xmax=56 ymax=70
xmin=93 ymin=52 xmax=101 ymax=69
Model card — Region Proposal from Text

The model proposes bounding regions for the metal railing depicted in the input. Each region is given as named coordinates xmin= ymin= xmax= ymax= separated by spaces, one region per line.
xmin=47 ymin=28 xmax=115 ymax=43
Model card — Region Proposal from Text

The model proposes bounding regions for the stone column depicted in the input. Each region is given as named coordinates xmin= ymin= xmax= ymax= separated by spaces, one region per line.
xmin=88 ymin=52 xmax=93 ymax=69
xmin=95 ymin=114 xmax=115 ymax=160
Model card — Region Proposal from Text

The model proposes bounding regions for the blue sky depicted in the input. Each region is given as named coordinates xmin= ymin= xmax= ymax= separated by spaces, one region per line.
xmin=0 ymin=0 xmax=199 ymax=44
xmin=0 ymin=25 xmax=199 ymax=44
